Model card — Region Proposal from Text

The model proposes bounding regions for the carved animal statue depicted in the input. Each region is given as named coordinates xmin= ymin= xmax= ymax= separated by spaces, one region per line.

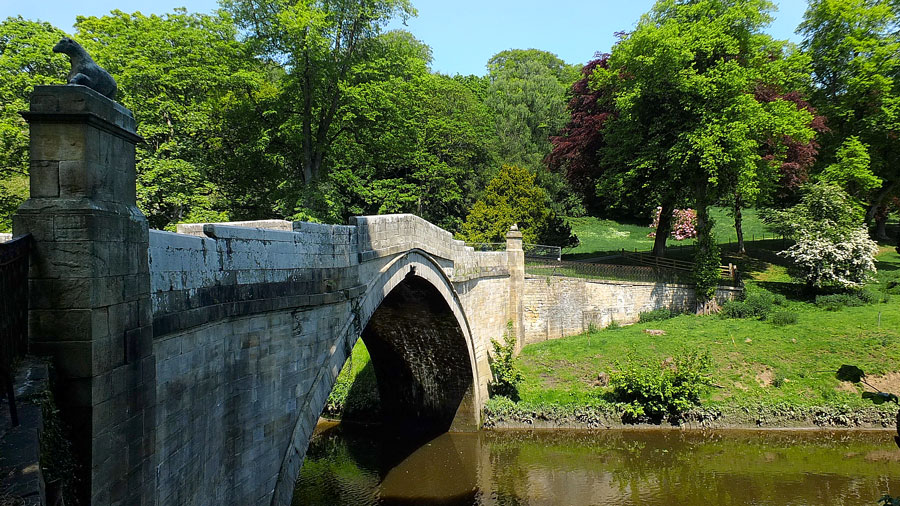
xmin=52 ymin=37 xmax=117 ymax=100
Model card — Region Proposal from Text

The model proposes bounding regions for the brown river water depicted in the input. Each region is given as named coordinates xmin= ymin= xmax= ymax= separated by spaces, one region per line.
xmin=293 ymin=421 xmax=900 ymax=505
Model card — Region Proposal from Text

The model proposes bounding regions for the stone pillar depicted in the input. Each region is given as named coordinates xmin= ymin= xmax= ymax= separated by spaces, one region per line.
xmin=506 ymin=224 xmax=525 ymax=354
xmin=13 ymin=85 xmax=156 ymax=505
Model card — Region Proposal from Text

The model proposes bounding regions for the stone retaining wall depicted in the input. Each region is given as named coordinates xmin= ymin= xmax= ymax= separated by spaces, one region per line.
xmin=523 ymin=275 xmax=742 ymax=344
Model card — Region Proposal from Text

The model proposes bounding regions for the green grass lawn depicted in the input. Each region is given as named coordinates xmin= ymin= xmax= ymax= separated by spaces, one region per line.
xmin=566 ymin=207 xmax=772 ymax=259
xmin=515 ymin=247 xmax=900 ymax=419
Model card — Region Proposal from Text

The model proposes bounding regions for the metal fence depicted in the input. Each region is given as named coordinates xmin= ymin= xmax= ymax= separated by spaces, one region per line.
xmin=465 ymin=242 xmax=562 ymax=261
xmin=1 ymin=234 xmax=30 ymax=426
xmin=525 ymin=258 xmax=696 ymax=284
xmin=526 ymin=258 xmax=743 ymax=287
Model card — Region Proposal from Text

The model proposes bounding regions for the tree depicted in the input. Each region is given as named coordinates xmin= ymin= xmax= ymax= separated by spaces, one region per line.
xmin=222 ymin=0 xmax=416 ymax=198
xmin=0 ymin=17 xmax=69 ymax=231
xmin=324 ymin=32 xmax=497 ymax=230
xmin=799 ymin=0 xmax=900 ymax=224
xmin=460 ymin=165 xmax=577 ymax=247
xmin=485 ymin=49 xmax=577 ymax=170
xmin=772 ymin=182 xmax=879 ymax=288
xmin=548 ymin=55 xmax=614 ymax=215
xmin=587 ymin=0 xmax=816 ymax=272
xmin=74 ymin=9 xmax=267 ymax=229
xmin=484 ymin=49 xmax=583 ymax=217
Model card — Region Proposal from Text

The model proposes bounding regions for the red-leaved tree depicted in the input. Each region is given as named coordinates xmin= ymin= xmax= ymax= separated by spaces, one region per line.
xmin=546 ymin=55 xmax=614 ymax=212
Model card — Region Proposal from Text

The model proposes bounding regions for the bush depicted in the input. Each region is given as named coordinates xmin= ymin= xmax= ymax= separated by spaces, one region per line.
xmin=855 ymin=286 xmax=890 ymax=304
xmin=608 ymin=350 xmax=713 ymax=423
xmin=639 ymin=308 xmax=674 ymax=323
xmin=745 ymin=291 xmax=775 ymax=319
xmin=815 ymin=293 xmax=863 ymax=311
xmin=720 ymin=300 xmax=753 ymax=319
xmin=769 ymin=310 xmax=798 ymax=326
xmin=606 ymin=319 xmax=622 ymax=330
xmin=488 ymin=329 xmax=524 ymax=401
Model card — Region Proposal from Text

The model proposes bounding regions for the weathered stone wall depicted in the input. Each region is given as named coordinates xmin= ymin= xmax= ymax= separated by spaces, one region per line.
xmin=0 ymin=233 xmax=11 ymax=242
xmin=523 ymin=275 xmax=742 ymax=344
xmin=14 ymin=85 xmax=155 ymax=505
xmin=147 ymin=215 xmax=506 ymax=505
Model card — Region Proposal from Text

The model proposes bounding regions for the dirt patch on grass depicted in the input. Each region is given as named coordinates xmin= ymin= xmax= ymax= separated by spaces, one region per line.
xmin=836 ymin=381 xmax=859 ymax=394
xmin=756 ymin=368 xmax=775 ymax=388
xmin=863 ymin=372 xmax=900 ymax=394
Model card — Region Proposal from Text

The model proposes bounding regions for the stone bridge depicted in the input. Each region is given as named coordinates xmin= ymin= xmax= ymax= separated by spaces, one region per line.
xmin=12 ymin=86 xmax=736 ymax=505
xmin=12 ymin=86 xmax=522 ymax=506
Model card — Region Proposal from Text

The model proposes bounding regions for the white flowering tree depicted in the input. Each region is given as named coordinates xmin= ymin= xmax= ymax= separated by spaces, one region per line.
xmin=781 ymin=228 xmax=879 ymax=288
xmin=772 ymin=183 xmax=879 ymax=288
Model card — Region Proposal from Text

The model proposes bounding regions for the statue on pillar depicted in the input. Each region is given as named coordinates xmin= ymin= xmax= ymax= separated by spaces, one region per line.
xmin=52 ymin=37 xmax=117 ymax=100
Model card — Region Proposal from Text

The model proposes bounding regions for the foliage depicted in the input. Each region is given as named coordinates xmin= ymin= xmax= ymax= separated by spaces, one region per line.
xmin=583 ymin=0 xmax=815 ymax=234
xmin=648 ymin=207 xmax=697 ymax=240
xmin=693 ymin=217 xmax=723 ymax=303
xmin=488 ymin=328 xmax=524 ymax=401
xmin=609 ymin=350 xmax=713 ymax=423
xmin=485 ymin=49 xmax=577 ymax=171
xmin=799 ymin=0 xmax=900 ymax=221
xmin=769 ymin=183 xmax=879 ymax=288
xmin=769 ymin=310 xmax=798 ymax=326
xmin=782 ymin=225 xmax=879 ymax=288
xmin=69 ymin=10 xmax=272 ymax=229
xmin=817 ymin=136 xmax=883 ymax=205
xmin=324 ymin=45 xmax=496 ymax=229
xmin=222 ymin=0 xmax=416 ymax=192
xmin=547 ymin=56 xmax=614 ymax=212
xmin=639 ymin=308 xmax=674 ymax=323
xmin=0 ymin=17 xmax=69 ymax=231
xmin=461 ymin=165 xmax=576 ymax=247
xmin=721 ymin=287 xmax=785 ymax=320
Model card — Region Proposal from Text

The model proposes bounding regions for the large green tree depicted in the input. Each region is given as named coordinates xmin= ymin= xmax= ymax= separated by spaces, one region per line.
xmin=0 ymin=17 xmax=69 ymax=231
xmin=73 ymin=10 xmax=268 ymax=229
xmin=590 ymin=0 xmax=815 ymax=264
xmin=799 ymin=0 xmax=900 ymax=227
xmin=323 ymin=31 xmax=496 ymax=230
xmin=485 ymin=49 xmax=584 ymax=217
xmin=222 ymin=0 xmax=415 ymax=206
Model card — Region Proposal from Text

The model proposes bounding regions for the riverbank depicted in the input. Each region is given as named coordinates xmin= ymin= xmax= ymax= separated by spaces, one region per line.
xmin=491 ymin=246 xmax=900 ymax=430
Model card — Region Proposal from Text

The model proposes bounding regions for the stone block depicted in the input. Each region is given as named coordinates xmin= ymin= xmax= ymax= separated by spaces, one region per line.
xmin=29 ymin=160 xmax=59 ymax=198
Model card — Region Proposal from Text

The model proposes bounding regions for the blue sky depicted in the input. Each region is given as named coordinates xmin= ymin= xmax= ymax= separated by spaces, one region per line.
xmin=4 ymin=0 xmax=809 ymax=76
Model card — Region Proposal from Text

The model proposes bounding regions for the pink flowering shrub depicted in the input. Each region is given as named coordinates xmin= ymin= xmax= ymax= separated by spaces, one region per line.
xmin=648 ymin=207 xmax=697 ymax=240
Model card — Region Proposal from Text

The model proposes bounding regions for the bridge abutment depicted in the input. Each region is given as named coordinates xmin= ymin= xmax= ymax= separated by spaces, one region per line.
xmin=14 ymin=85 xmax=156 ymax=505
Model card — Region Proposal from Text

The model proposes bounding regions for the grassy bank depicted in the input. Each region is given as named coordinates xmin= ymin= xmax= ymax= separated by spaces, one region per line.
xmin=487 ymin=246 xmax=900 ymax=428
xmin=327 ymin=212 xmax=899 ymax=429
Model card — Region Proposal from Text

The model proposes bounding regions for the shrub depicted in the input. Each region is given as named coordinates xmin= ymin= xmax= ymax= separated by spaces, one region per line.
xmin=720 ymin=300 xmax=753 ymax=319
xmin=744 ymin=291 xmax=775 ymax=319
xmin=606 ymin=319 xmax=622 ymax=330
xmin=648 ymin=207 xmax=697 ymax=240
xmin=815 ymin=293 xmax=863 ymax=311
xmin=488 ymin=329 xmax=524 ymax=401
xmin=853 ymin=286 xmax=890 ymax=304
xmin=770 ymin=310 xmax=798 ymax=326
xmin=639 ymin=308 xmax=674 ymax=323
xmin=609 ymin=350 xmax=713 ymax=423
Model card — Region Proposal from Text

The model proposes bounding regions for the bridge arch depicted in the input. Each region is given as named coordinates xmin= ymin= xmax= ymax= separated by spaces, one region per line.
xmin=271 ymin=249 xmax=484 ymax=505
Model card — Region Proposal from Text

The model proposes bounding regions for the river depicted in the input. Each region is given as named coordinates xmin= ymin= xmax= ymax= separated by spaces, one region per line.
xmin=292 ymin=421 xmax=900 ymax=505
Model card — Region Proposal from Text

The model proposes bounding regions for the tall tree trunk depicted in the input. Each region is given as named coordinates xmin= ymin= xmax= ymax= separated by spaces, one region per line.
xmin=652 ymin=201 xmax=674 ymax=257
xmin=875 ymin=206 xmax=889 ymax=240
xmin=865 ymin=180 xmax=897 ymax=223
xmin=734 ymin=194 xmax=745 ymax=255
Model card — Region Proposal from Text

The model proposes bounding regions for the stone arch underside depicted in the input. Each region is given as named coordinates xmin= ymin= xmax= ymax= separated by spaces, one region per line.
xmin=271 ymin=250 xmax=483 ymax=506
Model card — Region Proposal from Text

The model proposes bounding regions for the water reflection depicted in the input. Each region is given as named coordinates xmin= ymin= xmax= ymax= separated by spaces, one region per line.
xmin=294 ymin=422 xmax=900 ymax=505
